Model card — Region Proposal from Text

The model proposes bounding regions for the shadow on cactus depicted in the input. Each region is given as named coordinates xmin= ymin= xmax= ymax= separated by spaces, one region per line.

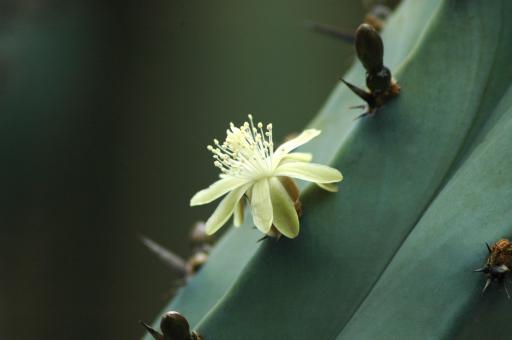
xmin=144 ymin=0 xmax=512 ymax=339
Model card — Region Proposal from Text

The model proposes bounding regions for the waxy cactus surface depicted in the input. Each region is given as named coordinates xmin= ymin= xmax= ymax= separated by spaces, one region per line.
xmin=145 ymin=1 xmax=512 ymax=339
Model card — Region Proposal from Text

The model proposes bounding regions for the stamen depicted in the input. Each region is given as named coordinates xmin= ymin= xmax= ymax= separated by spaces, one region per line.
xmin=208 ymin=115 xmax=275 ymax=180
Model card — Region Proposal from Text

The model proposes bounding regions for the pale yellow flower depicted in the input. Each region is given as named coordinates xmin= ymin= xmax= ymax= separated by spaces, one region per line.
xmin=190 ymin=115 xmax=343 ymax=238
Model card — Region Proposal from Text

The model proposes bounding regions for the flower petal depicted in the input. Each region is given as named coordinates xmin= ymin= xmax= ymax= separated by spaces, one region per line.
xmin=269 ymin=178 xmax=299 ymax=238
xmin=190 ymin=177 xmax=248 ymax=206
xmin=250 ymin=179 xmax=273 ymax=233
xmin=205 ymin=184 xmax=249 ymax=235
xmin=275 ymin=162 xmax=343 ymax=183
xmin=316 ymin=182 xmax=339 ymax=192
xmin=233 ymin=197 xmax=245 ymax=227
xmin=272 ymin=129 xmax=321 ymax=164
xmin=281 ymin=152 xmax=313 ymax=163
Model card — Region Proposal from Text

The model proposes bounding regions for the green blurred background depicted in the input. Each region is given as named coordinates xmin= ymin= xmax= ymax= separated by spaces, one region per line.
xmin=0 ymin=0 xmax=365 ymax=338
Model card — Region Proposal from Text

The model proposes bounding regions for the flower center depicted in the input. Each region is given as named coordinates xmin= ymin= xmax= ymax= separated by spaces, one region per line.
xmin=207 ymin=114 xmax=274 ymax=180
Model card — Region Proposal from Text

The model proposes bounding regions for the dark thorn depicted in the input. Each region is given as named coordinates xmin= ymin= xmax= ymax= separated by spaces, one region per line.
xmin=257 ymin=235 xmax=270 ymax=242
xmin=139 ymin=235 xmax=187 ymax=276
xmin=486 ymin=242 xmax=492 ymax=253
xmin=139 ymin=320 xmax=164 ymax=340
xmin=304 ymin=20 xmax=354 ymax=44
xmin=353 ymin=108 xmax=378 ymax=121
xmin=482 ymin=278 xmax=492 ymax=293
xmin=473 ymin=266 xmax=488 ymax=273
xmin=349 ymin=104 xmax=367 ymax=110
xmin=354 ymin=112 xmax=371 ymax=120
xmin=340 ymin=78 xmax=376 ymax=108
xmin=505 ymin=282 xmax=511 ymax=299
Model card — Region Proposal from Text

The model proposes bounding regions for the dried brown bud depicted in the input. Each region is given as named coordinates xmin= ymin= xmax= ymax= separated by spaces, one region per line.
xmin=140 ymin=311 xmax=202 ymax=340
xmin=160 ymin=311 xmax=191 ymax=340
xmin=186 ymin=251 xmax=209 ymax=276
xmin=355 ymin=23 xmax=384 ymax=74
xmin=366 ymin=66 xmax=391 ymax=93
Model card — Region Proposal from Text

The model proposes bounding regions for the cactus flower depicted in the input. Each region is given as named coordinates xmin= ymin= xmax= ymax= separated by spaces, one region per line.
xmin=190 ymin=115 xmax=343 ymax=238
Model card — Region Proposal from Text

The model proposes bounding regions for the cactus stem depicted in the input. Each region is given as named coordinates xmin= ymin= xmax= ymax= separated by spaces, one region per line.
xmin=353 ymin=108 xmax=378 ymax=121
xmin=340 ymin=78 xmax=376 ymax=110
